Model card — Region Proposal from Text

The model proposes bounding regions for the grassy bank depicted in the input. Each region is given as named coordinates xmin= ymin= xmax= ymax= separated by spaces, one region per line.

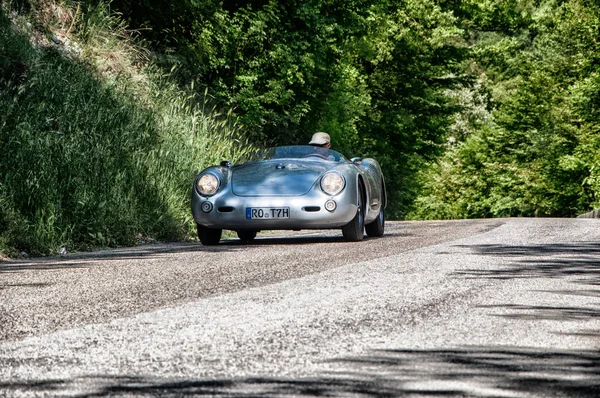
xmin=0 ymin=1 xmax=256 ymax=257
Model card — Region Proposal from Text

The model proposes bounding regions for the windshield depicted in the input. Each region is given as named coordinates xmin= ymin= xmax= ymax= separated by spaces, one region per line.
xmin=251 ymin=145 xmax=347 ymax=162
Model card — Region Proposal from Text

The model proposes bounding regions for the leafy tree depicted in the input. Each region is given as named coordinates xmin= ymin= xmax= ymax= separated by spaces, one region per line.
xmin=108 ymin=0 xmax=469 ymax=217
xmin=104 ymin=0 xmax=600 ymax=219
xmin=412 ymin=0 xmax=600 ymax=219
xmin=352 ymin=1 xmax=466 ymax=217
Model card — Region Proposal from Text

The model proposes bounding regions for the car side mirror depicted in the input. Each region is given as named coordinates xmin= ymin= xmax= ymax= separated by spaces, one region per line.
xmin=220 ymin=160 xmax=232 ymax=168
xmin=350 ymin=157 xmax=363 ymax=164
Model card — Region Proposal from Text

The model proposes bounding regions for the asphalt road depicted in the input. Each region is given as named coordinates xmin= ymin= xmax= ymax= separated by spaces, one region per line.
xmin=0 ymin=218 xmax=599 ymax=397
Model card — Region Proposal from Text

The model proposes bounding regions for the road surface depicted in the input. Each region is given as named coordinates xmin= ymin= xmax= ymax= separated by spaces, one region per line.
xmin=1 ymin=218 xmax=599 ymax=397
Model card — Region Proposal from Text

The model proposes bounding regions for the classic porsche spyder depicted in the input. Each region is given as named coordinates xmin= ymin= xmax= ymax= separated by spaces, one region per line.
xmin=191 ymin=145 xmax=386 ymax=245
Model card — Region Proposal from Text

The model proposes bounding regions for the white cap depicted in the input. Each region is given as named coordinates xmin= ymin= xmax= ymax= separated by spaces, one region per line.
xmin=309 ymin=132 xmax=330 ymax=145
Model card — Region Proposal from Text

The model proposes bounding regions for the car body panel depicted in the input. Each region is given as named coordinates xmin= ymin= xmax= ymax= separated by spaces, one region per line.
xmin=191 ymin=145 xmax=386 ymax=234
xmin=231 ymin=160 xmax=330 ymax=197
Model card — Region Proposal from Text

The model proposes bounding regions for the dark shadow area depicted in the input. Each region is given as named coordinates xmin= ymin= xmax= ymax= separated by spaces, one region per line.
xmin=0 ymin=262 xmax=99 ymax=273
xmin=0 ymin=238 xmax=328 ymax=272
xmin=0 ymin=229 xmax=403 ymax=272
xmin=2 ymin=347 xmax=599 ymax=397
xmin=550 ymin=289 xmax=600 ymax=298
xmin=454 ymin=243 xmax=600 ymax=284
xmin=233 ymin=233 xmax=403 ymax=246
xmin=459 ymin=257 xmax=600 ymax=284
xmin=458 ymin=243 xmax=600 ymax=257
xmin=0 ymin=282 xmax=52 ymax=289
xmin=0 ymin=244 xmax=231 ymax=272
xmin=454 ymin=242 xmax=600 ymax=335
xmin=480 ymin=304 xmax=600 ymax=321
xmin=226 ymin=234 xmax=346 ymax=246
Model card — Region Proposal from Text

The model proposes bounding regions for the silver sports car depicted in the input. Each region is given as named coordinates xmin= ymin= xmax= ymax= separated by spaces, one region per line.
xmin=191 ymin=145 xmax=386 ymax=244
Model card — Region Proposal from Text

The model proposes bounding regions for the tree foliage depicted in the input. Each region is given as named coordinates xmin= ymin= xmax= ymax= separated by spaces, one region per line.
xmin=111 ymin=0 xmax=467 ymax=218
xmin=411 ymin=0 xmax=600 ymax=219
xmin=0 ymin=2 xmax=256 ymax=256
xmin=4 ymin=0 xmax=600 ymax=258
xmin=94 ymin=0 xmax=600 ymax=218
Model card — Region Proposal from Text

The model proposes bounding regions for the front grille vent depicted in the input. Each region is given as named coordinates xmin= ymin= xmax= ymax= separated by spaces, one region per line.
xmin=303 ymin=206 xmax=321 ymax=212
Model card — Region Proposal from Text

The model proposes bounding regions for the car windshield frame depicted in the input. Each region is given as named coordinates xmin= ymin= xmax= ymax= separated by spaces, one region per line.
xmin=250 ymin=145 xmax=347 ymax=163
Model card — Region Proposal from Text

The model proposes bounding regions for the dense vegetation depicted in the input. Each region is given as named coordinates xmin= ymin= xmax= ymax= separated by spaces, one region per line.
xmin=0 ymin=1 xmax=255 ymax=256
xmin=412 ymin=0 xmax=600 ymax=219
xmin=111 ymin=0 xmax=467 ymax=216
xmin=1 ymin=0 xmax=599 ymax=256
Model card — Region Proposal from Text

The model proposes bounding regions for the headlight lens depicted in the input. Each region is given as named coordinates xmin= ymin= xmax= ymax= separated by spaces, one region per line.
xmin=321 ymin=172 xmax=345 ymax=195
xmin=197 ymin=173 xmax=220 ymax=196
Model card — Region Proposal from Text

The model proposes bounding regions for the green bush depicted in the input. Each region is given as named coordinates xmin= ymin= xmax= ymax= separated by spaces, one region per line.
xmin=410 ymin=0 xmax=600 ymax=220
xmin=0 ymin=5 xmax=255 ymax=256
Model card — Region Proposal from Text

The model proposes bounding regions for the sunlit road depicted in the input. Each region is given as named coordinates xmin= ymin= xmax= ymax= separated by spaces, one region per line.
xmin=1 ymin=219 xmax=599 ymax=397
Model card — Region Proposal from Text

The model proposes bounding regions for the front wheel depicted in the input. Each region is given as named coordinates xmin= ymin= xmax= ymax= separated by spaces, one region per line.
xmin=197 ymin=224 xmax=222 ymax=245
xmin=237 ymin=229 xmax=257 ymax=242
xmin=342 ymin=183 xmax=365 ymax=242
xmin=365 ymin=208 xmax=385 ymax=237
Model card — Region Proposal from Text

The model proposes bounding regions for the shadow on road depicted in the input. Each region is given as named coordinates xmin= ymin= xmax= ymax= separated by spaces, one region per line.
xmin=2 ymin=233 xmax=599 ymax=396
xmin=0 ymin=229 xmax=409 ymax=274
xmin=454 ymin=243 xmax=600 ymax=284
xmin=0 ymin=236 xmax=343 ymax=273
xmin=0 ymin=243 xmax=228 ymax=273
xmin=2 ymin=347 xmax=599 ymax=397
xmin=448 ymin=242 xmax=600 ymax=364
xmin=462 ymin=242 xmax=600 ymax=257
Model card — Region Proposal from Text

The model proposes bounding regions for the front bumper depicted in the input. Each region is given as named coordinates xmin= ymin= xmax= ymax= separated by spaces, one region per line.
xmin=191 ymin=189 xmax=357 ymax=230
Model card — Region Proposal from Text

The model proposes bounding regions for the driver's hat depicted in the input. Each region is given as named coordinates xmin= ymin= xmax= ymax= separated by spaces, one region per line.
xmin=309 ymin=132 xmax=330 ymax=146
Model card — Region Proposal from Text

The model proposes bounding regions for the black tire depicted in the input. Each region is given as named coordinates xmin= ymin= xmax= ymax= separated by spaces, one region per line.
xmin=197 ymin=224 xmax=222 ymax=245
xmin=365 ymin=207 xmax=385 ymax=237
xmin=342 ymin=183 xmax=365 ymax=242
xmin=237 ymin=229 xmax=257 ymax=242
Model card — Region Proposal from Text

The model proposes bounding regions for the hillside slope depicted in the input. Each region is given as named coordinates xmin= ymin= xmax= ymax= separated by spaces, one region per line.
xmin=0 ymin=1 xmax=253 ymax=257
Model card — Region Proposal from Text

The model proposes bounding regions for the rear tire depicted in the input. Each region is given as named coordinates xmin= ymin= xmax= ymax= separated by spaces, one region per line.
xmin=197 ymin=224 xmax=222 ymax=245
xmin=365 ymin=208 xmax=385 ymax=237
xmin=237 ymin=229 xmax=257 ymax=242
xmin=342 ymin=183 xmax=365 ymax=242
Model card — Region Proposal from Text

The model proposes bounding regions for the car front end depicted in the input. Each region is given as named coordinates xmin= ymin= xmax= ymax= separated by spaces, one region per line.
xmin=191 ymin=160 xmax=359 ymax=231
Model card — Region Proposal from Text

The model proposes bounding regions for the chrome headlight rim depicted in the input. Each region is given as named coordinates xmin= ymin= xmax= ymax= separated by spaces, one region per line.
xmin=320 ymin=172 xmax=346 ymax=196
xmin=196 ymin=173 xmax=221 ymax=197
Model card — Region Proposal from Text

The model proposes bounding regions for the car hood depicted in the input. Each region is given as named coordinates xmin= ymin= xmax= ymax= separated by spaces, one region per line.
xmin=231 ymin=160 xmax=333 ymax=196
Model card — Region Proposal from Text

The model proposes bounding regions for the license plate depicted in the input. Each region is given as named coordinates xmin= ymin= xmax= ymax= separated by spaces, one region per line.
xmin=246 ymin=207 xmax=290 ymax=220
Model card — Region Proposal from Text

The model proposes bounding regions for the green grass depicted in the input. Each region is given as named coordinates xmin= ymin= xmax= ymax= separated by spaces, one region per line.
xmin=0 ymin=2 xmax=257 ymax=257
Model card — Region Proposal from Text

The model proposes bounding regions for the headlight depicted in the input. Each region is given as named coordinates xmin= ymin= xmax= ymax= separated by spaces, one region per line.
xmin=197 ymin=173 xmax=220 ymax=196
xmin=321 ymin=172 xmax=345 ymax=195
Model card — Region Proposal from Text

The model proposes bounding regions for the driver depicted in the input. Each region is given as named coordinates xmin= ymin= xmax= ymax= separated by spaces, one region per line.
xmin=308 ymin=132 xmax=336 ymax=161
xmin=309 ymin=132 xmax=331 ymax=149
